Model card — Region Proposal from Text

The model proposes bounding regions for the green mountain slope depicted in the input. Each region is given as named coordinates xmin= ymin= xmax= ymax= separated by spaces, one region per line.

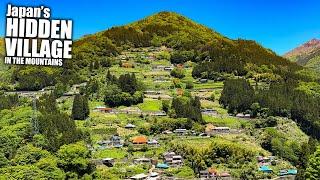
xmin=0 ymin=11 xmax=307 ymax=91
xmin=72 ymin=12 xmax=301 ymax=82
xmin=284 ymin=38 xmax=320 ymax=71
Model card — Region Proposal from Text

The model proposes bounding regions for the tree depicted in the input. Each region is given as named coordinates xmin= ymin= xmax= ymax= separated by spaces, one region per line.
xmin=219 ymin=79 xmax=254 ymax=113
xmin=185 ymin=81 xmax=194 ymax=89
xmin=72 ymin=94 xmax=83 ymax=120
xmin=57 ymin=142 xmax=93 ymax=177
xmin=12 ymin=144 xmax=50 ymax=165
xmin=162 ymin=100 xmax=170 ymax=113
xmin=170 ymin=68 xmax=185 ymax=79
xmin=118 ymin=73 xmax=138 ymax=95
xmin=305 ymin=146 xmax=320 ymax=180
xmin=72 ymin=94 xmax=89 ymax=120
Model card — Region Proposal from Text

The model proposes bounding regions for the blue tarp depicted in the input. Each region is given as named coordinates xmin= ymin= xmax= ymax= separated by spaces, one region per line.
xmin=156 ymin=163 xmax=169 ymax=169
xmin=259 ymin=166 xmax=272 ymax=173
xmin=287 ymin=169 xmax=297 ymax=175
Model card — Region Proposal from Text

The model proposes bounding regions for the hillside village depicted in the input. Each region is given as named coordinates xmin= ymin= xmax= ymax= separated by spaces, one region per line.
xmin=0 ymin=12 xmax=320 ymax=180
xmin=3 ymin=46 xmax=304 ymax=179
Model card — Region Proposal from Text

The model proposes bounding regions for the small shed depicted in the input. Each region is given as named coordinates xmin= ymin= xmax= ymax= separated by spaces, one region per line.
xmin=125 ymin=123 xmax=136 ymax=129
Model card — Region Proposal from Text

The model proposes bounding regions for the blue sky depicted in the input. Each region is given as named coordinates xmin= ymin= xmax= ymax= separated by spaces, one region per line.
xmin=1 ymin=0 xmax=320 ymax=55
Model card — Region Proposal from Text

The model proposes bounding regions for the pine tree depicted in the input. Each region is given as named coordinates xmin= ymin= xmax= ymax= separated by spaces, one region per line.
xmin=72 ymin=94 xmax=84 ymax=120
xmin=72 ymin=94 xmax=90 ymax=120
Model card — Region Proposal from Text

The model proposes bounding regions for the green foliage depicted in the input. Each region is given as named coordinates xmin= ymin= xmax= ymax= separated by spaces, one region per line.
xmin=0 ymin=106 xmax=33 ymax=159
xmin=305 ymin=146 xmax=320 ymax=180
xmin=150 ymin=118 xmax=192 ymax=134
xmin=57 ymin=142 xmax=93 ymax=177
xmin=118 ymin=73 xmax=138 ymax=95
xmin=72 ymin=94 xmax=90 ymax=120
xmin=170 ymin=50 xmax=195 ymax=64
xmin=38 ymin=94 xmax=86 ymax=152
xmin=12 ymin=144 xmax=50 ymax=165
xmin=104 ymin=72 xmax=143 ymax=107
xmin=165 ymin=166 xmax=195 ymax=178
xmin=219 ymin=78 xmax=254 ymax=113
xmin=170 ymin=138 xmax=261 ymax=175
xmin=171 ymin=96 xmax=203 ymax=123
xmin=170 ymin=68 xmax=185 ymax=79
xmin=185 ymin=81 xmax=194 ymax=89
xmin=261 ymin=128 xmax=301 ymax=165
xmin=0 ymin=93 xmax=19 ymax=111
xmin=12 ymin=66 xmax=61 ymax=91
xmin=162 ymin=100 xmax=170 ymax=113
xmin=157 ymin=51 xmax=171 ymax=60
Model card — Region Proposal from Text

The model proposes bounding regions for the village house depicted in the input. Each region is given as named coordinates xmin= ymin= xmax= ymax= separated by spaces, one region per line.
xmin=212 ymin=127 xmax=230 ymax=133
xmin=173 ymin=128 xmax=187 ymax=135
xmin=125 ymin=123 xmax=136 ymax=129
xmin=110 ymin=135 xmax=123 ymax=147
xmin=144 ymin=111 xmax=166 ymax=117
xmin=40 ymin=86 xmax=55 ymax=91
xmin=130 ymin=173 xmax=148 ymax=180
xmin=164 ymin=66 xmax=174 ymax=71
xmin=236 ymin=113 xmax=251 ymax=119
xmin=132 ymin=136 xmax=148 ymax=145
xmin=201 ymin=109 xmax=218 ymax=116
xmin=219 ymin=172 xmax=232 ymax=179
xmin=257 ymin=156 xmax=276 ymax=166
xmin=199 ymin=168 xmax=217 ymax=179
xmin=199 ymin=79 xmax=208 ymax=83
xmin=163 ymin=152 xmax=183 ymax=167
xmin=119 ymin=107 xmax=142 ymax=115
xmin=162 ymin=130 xmax=173 ymax=134
xmin=147 ymin=139 xmax=159 ymax=146
xmin=133 ymin=158 xmax=151 ymax=164
xmin=144 ymin=90 xmax=161 ymax=95
xmin=148 ymin=172 xmax=160 ymax=180
xmin=94 ymin=106 xmax=113 ymax=113
xmin=144 ymin=93 xmax=172 ymax=100
xmin=152 ymin=65 xmax=166 ymax=71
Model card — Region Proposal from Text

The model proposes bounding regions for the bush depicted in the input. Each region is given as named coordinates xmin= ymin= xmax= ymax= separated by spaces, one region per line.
xmin=170 ymin=68 xmax=185 ymax=79
xmin=185 ymin=81 xmax=194 ymax=89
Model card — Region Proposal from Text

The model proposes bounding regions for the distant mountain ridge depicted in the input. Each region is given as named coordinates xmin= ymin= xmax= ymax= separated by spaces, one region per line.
xmin=284 ymin=38 xmax=320 ymax=71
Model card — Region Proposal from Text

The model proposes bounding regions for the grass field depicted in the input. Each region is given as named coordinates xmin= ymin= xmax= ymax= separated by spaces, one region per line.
xmin=93 ymin=148 xmax=128 ymax=159
xmin=203 ymin=115 xmax=246 ymax=128
xmin=137 ymin=99 xmax=162 ymax=111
